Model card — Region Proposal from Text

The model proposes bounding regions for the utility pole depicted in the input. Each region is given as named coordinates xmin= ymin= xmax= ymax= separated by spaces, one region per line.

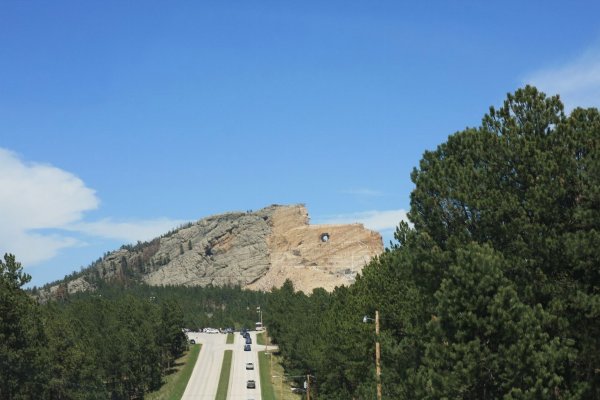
xmin=306 ymin=374 xmax=311 ymax=400
xmin=376 ymin=310 xmax=381 ymax=400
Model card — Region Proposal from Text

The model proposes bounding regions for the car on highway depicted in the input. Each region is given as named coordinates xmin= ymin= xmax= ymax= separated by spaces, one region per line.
xmin=244 ymin=344 xmax=251 ymax=351
xmin=246 ymin=380 xmax=256 ymax=389
xmin=246 ymin=362 xmax=254 ymax=370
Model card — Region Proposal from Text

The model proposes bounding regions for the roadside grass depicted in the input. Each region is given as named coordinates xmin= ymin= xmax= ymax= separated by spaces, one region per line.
xmin=259 ymin=351 xmax=303 ymax=400
xmin=226 ymin=333 xmax=234 ymax=344
xmin=258 ymin=351 xmax=275 ymax=400
xmin=146 ymin=344 xmax=201 ymax=400
xmin=215 ymin=350 xmax=233 ymax=400
xmin=256 ymin=332 xmax=265 ymax=345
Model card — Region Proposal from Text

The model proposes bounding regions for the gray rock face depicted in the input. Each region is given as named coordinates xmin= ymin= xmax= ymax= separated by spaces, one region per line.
xmin=143 ymin=210 xmax=272 ymax=287
xmin=36 ymin=276 xmax=95 ymax=303
xmin=39 ymin=204 xmax=384 ymax=298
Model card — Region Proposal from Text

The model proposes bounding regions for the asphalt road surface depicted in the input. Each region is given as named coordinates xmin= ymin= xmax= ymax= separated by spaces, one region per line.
xmin=182 ymin=331 xmax=264 ymax=400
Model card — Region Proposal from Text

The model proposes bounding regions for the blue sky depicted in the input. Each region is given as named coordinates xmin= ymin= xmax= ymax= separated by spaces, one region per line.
xmin=1 ymin=1 xmax=600 ymax=287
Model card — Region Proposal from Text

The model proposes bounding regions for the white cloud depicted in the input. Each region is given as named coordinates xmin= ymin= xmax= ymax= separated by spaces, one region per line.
xmin=525 ymin=45 xmax=600 ymax=111
xmin=0 ymin=148 xmax=98 ymax=265
xmin=0 ymin=148 xmax=185 ymax=267
xmin=0 ymin=230 xmax=79 ymax=266
xmin=0 ymin=148 xmax=99 ymax=230
xmin=317 ymin=209 xmax=411 ymax=232
xmin=67 ymin=218 xmax=186 ymax=243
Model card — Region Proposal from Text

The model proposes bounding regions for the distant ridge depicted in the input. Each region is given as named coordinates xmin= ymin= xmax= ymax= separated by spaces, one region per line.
xmin=37 ymin=204 xmax=383 ymax=301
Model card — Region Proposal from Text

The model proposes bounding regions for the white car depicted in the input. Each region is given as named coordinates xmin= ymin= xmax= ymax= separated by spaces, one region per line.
xmin=203 ymin=327 xmax=219 ymax=334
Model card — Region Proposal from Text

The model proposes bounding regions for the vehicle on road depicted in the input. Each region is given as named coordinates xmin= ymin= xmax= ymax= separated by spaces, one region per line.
xmin=246 ymin=380 xmax=256 ymax=389
xmin=189 ymin=339 xmax=196 ymax=344
xmin=244 ymin=344 xmax=251 ymax=351
xmin=246 ymin=362 xmax=254 ymax=370
xmin=245 ymin=337 xmax=252 ymax=344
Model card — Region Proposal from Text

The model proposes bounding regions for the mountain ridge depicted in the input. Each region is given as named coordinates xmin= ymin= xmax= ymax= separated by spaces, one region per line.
xmin=37 ymin=204 xmax=383 ymax=301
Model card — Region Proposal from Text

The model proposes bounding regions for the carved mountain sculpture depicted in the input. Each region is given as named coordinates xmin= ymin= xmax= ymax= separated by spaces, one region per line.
xmin=39 ymin=204 xmax=383 ymax=299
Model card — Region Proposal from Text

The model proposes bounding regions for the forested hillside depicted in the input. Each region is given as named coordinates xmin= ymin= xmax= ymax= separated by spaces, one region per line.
xmin=265 ymin=87 xmax=600 ymax=399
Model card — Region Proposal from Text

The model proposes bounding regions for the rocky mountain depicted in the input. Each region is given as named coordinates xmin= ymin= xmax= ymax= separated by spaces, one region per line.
xmin=39 ymin=204 xmax=383 ymax=300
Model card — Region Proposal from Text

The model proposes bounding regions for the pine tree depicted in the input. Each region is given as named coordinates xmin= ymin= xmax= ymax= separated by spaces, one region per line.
xmin=0 ymin=254 xmax=47 ymax=399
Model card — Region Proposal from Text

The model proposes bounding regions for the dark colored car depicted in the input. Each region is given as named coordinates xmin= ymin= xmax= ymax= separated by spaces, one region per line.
xmin=245 ymin=337 xmax=252 ymax=344
xmin=244 ymin=344 xmax=251 ymax=351
xmin=189 ymin=339 xmax=196 ymax=344
xmin=247 ymin=380 xmax=256 ymax=389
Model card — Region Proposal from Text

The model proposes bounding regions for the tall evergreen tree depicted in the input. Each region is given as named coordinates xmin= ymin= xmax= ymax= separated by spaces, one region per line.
xmin=0 ymin=254 xmax=47 ymax=399
xmin=416 ymin=244 xmax=572 ymax=399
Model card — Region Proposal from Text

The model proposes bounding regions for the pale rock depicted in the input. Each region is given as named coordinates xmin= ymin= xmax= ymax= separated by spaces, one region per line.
xmin=39 ymin=204 xmax=384 ymax=299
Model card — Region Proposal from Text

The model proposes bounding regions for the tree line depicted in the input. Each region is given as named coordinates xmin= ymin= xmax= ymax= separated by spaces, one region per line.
xmin=77 ymin=280 xmax=269 ymax=330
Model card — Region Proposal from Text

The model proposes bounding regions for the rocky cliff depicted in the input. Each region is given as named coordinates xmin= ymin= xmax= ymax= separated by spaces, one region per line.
xmin=39 ymin=204 xmax=383 ymax=300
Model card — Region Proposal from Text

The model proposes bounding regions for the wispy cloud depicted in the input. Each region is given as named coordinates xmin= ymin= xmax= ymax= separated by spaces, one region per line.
xmin=316 ymin=209 xmax=410 ymax=232
xmin=525 ymin=44 xmax=600 ymax=111
xmin=67 ymin=218 xmax=186 ymax=243
xmin=0 ymin=148 xmax=184 ymax=266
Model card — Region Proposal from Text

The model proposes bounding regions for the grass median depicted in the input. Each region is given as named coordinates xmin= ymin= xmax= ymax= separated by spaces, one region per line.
xmin=215 ymin=350 xmax=233 ymax=400
xmin=226 ymin=333 xmax=234 ymax=344
xmin=146 ymin=343 xmax=201 ymax=400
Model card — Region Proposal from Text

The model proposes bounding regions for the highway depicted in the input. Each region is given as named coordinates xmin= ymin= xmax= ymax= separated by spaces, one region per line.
xmin=182 ymin=331 xmax=265 ymax=400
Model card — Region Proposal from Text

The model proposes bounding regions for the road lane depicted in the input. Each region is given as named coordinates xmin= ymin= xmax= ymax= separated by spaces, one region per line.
xmin=182 ymin=332 xmax=227 ymax=400
xmin=183 ymin=331 xmax=271 ymax=400
xmin=229 ymin=331 xmax=261 ymax=400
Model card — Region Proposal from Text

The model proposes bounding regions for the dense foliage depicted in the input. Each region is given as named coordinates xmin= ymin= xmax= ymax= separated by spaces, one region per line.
xmin=81 ymin=283 xmax=268 ymax=331
xmin=1 ymin=254 xmax=188 ymax=400
xmin=265 ymin=86 xmax=599 ymax=399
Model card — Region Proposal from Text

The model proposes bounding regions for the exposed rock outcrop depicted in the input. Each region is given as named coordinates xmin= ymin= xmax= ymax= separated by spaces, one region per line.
xmin=143 ymin=209 xmax=272 ymax=287
xmin=39 ymin=204 xmax=383 ymax=299
xmin=247 ymin=205 xmax=383 ymax=292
